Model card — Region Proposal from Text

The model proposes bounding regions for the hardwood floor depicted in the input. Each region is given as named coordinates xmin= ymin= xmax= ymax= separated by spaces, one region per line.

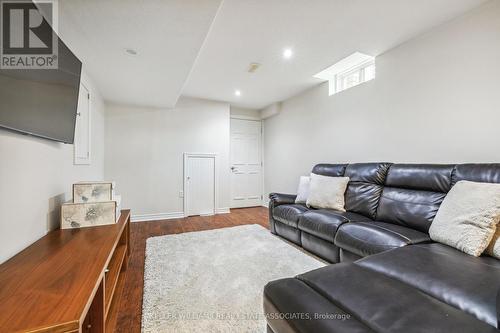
xmin=107 ymin=207 xmax=269 ymax=332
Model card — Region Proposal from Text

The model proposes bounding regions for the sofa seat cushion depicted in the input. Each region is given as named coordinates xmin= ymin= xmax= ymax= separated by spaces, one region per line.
xmin=330 ymin=210 xmax=374 ymax=222
xmin=291 ymin=264 xmax=498 ymax=333
xmin=298 ymin=210 xmax=372 ymax=243
xmin=334 ymin=221 xmax=430 ymax=257
xmin=272 ymin=204 xmax=309 ymax=228
xmin=264 ymin=277 xmax=374 ymax=333
xmin=301 ymin=232 xmax=341 ymax=263
xmin=357 ymin=243 xmax=500 ymax=328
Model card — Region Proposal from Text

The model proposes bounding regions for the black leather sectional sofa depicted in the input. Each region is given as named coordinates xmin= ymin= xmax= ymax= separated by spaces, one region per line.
xmin=264 ymin=163 xmax=500 ymax=333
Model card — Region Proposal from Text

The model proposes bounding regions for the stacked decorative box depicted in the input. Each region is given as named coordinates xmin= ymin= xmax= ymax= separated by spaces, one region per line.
xmin=61 ymin=181 xmax=122 ymax=229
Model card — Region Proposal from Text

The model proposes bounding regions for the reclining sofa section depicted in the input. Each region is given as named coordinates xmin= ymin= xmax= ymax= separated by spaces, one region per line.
xmin=268 ymin=163 xmax=500 ymax=263
xmin=265 ymin=163 xmax=500 ymax=333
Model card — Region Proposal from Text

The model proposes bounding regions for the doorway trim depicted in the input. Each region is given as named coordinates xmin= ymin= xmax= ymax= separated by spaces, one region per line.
xmin=183 ymin=153 xmax=218 ymax=217
xmin=230 ymin=114 xmax=261 ymax=121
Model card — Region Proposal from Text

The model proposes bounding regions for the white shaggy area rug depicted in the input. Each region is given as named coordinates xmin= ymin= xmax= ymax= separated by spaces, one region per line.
xmin=142 ymin=224 xmax=326 ymax=333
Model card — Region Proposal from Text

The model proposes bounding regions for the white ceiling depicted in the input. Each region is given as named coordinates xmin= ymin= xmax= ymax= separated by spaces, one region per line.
xmin=183 ymin=0 xmax=488 ymax=109
xmin=58 ymin=0 xmax=222 ymax=108
xmin=58 ymin=0 xmax=488 ymax=109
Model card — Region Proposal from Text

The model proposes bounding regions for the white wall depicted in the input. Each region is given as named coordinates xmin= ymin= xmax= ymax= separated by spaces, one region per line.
xmin=0 ymin=72 xmax=105 ymax=263
xmin=264 ymin=1 xmax=500 ymax=196
xmin=230 ymin=106 xmax=261 ymax=119
xmin=105 ymin=97 xmax=231 ymax=220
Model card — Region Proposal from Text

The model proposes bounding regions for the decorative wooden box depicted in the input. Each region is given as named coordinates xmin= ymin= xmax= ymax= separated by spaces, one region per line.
xmin=61 ymin=201 xmax=117 ymax=229
xmin=73 ymin=181 xmax=115 ymax=203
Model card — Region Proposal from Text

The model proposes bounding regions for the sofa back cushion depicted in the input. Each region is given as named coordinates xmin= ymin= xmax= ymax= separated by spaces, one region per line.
xmin=310 ymin=163 xmax=500 ymax=235
xmin=376 ymin=164 xmax=454 ymax=233
xmin=452 ymin=163 xmax=500 ymax=185
xmin=344 ymin=163 xmax=391 ymax=219
xmin=385 ymin=164 xmax=453 ymax=192
xmin=311 ymin=163 xmax=391 ymax=219
xmin=311 ymin=164 xmax=347 ymax=177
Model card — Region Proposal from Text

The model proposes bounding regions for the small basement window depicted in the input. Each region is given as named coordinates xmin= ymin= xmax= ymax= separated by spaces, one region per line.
xmin=314 ymin=52 xmax=375 ymax=96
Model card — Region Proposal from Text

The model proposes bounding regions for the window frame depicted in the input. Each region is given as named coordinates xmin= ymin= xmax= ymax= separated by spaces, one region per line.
xmin=334 ymin=59 xmax=375 ymax=94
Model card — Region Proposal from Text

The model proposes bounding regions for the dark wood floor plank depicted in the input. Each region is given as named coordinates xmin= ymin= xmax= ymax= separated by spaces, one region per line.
xmin=110 ymin=207 xmax=268 ymax=332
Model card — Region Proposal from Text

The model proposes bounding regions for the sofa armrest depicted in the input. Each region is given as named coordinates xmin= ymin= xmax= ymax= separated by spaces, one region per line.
xmin=268 ymin=193 xmax=297 ymax=235
xmin=269 ymin=193 xmax=297 ymax=207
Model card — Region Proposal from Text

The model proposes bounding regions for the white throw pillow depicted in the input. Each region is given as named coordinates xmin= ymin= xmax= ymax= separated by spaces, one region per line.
xmin=486 ymin=225 xmax=499 ymax=259
xmin=295 ymin=176 xmax=311 ymax=204
xmin=306 ymin=173 xmax=350 ymax=211
xmin=429 ymin=180 xmax=500 ymax=257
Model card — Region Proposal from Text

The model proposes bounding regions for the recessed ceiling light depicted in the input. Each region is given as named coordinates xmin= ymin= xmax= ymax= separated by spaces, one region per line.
xmin=234 ymin=90 xmax=241 ymax=97
xmin=125 ymin=48 xmax=138 ymax=55
xmin=283 ymin=48 xmax=293 ymax=59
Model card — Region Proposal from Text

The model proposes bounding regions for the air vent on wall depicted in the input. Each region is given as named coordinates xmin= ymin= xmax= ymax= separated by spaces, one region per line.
xmin=248 ymin=63 xmax=261 ymax=73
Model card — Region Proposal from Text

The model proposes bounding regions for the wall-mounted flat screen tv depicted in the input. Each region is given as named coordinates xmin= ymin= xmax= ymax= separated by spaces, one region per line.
xmin=0 ymin=34 xmax=82 ymax=144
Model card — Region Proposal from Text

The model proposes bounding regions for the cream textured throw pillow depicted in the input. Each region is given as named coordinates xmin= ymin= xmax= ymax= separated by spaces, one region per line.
xmin=306 ymin=173 xmax=350 ymax=211
xmin=429 ymin=180 xmax=500 ymax=257
xmin=486 ymin=226 xmax=499 ymax=259
xmin=295 ymin=176 xmax=311 ymax=204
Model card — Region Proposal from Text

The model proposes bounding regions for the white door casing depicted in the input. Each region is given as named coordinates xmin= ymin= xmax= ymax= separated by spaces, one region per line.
xmin=74 ymin=84 xmax=91 ymax=165
xmin=184 ymin=153 xmax=216 ymax=217
xmin=230 ymin=118 xmax=262 ymax=208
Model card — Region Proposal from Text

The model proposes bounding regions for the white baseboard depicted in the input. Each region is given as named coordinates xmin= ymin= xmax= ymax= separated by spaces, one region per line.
xmin=131 ymin=212 xmax=185 ymax=222
xmin=216 ymin=207 xmax=231 ymax=214
xmin=262 ymin=201 xmax=269 ymax=208
xmin=132 ymin=208 xmax=231 ymax=222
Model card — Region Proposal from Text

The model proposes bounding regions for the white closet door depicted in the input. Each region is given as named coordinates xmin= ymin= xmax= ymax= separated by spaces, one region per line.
xmin=230 ymin=119 xmax=262 ymax=208
xmin=185 ymin=155 xmax=215 ymax=216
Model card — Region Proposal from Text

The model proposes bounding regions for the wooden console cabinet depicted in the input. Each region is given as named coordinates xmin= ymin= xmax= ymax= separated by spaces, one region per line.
xmin=0 ymin=210 xmax=131 ymax=333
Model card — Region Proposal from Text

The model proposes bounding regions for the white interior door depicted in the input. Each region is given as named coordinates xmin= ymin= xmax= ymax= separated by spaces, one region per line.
xmin=185 ymin=155 xmax=215 ymax=217
xmin=230 ymin=119 xmax=262 ymax=208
